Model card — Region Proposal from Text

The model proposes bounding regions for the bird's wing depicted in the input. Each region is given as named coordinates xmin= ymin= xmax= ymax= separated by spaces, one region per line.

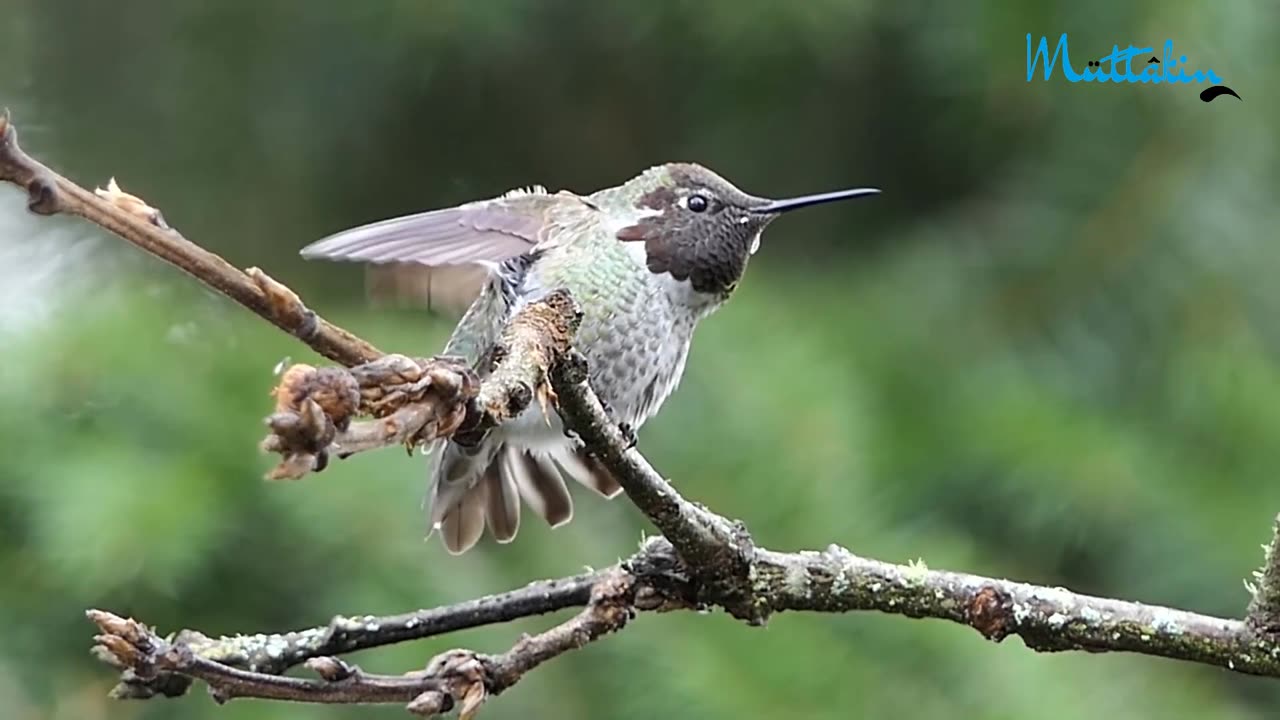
xmin=299 ymin=187 xmax=579 ymax=267
xmin=300 ymin=188 xmax=589 ymax=315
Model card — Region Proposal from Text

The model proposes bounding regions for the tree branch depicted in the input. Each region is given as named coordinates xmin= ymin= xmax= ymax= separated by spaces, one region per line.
xmin=751 ymin=545 xmax=1280 ymax=675
xmin=551 ymin=355 xmax=761 ymax=620
xmin=3 ymin=111 xmax=1279 ymax=715
xmin=89 ymin=570 xmax=637 ymax=718
xmin=0 ymin=110 xmax=379 ymax=367
xmin=88 ymin=535 xmax=1280 ymax=718
xmin=93 ymin=567 xmax=608 ymax=701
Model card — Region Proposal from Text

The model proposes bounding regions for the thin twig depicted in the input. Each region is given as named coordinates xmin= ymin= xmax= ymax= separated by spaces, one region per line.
xmin=0 ymin=110 xmax=379 ymax=367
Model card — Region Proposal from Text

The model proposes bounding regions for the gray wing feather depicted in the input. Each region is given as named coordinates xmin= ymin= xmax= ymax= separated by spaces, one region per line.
xmin=300 ymin=206 xmax=535 ymax=265
xmin=301 ymin=189 xmax=586 ymax=320
xmin=299 ymin=191 xmax=571 ymax=267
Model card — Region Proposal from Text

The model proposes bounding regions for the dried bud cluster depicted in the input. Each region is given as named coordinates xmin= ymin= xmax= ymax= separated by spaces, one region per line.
xmin=259 ymin=355 xmax=479 ymax=480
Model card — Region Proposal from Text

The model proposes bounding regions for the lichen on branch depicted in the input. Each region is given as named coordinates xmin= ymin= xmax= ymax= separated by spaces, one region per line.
xmin=1248 ymin=514 xmax=1280 ymax=636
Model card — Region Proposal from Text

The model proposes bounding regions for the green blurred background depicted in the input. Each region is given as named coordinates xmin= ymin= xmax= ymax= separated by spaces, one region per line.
xmin=1 ymin=1 xmax=1278 ymax=718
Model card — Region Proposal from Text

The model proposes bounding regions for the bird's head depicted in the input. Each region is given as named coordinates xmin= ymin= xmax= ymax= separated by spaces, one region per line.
xmin=600 ymin=162 xmax=879 ymax=297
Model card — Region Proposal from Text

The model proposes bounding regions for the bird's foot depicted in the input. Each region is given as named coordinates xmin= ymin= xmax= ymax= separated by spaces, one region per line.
xmin=617 ymin=422 xmax=637 ymax=450
xmin=595 ymin=398 xmax=637 ymax=448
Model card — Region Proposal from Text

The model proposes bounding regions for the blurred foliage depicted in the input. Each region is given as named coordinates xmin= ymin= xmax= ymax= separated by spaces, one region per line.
xmin=1 ymin=1 xmax=1279 ymax=719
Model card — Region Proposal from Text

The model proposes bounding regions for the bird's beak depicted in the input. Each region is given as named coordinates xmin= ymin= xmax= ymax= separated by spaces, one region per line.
xmin=750 ymin=187 xmax=881 ymax=214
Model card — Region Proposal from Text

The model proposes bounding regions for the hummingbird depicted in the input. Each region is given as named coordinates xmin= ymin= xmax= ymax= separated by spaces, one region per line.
xmin=300 ymin=163 xmax=878 ymax=554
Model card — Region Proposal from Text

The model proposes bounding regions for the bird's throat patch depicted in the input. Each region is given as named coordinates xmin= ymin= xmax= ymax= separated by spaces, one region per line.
xmin=615 ymin=186 xmax=747 ymax=296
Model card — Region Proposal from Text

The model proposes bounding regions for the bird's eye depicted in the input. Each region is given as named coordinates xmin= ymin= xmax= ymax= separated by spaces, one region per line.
xmin=687 ymin=194 xmax=709 ymax=212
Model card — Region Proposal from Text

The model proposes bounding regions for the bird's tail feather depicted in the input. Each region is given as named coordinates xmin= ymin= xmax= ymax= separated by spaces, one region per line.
xmin=502 ymin=445 xmax=574 ymax=528
xmin=549 ymin=445 xmax=624 ymax=499
xmin=484 ymin=453 xmax=521 ymax=543
xmin=428 ymin=440 xmax=626 ymax=554
xmin=428 ymin=440 xmax=498 ymax=554
xmin=438 ymin=476 xmax=487 ymax=554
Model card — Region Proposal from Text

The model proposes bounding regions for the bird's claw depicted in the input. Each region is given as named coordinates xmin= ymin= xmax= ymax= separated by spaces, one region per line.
xmin=617 ymin=422 xmax=637 ymax=449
